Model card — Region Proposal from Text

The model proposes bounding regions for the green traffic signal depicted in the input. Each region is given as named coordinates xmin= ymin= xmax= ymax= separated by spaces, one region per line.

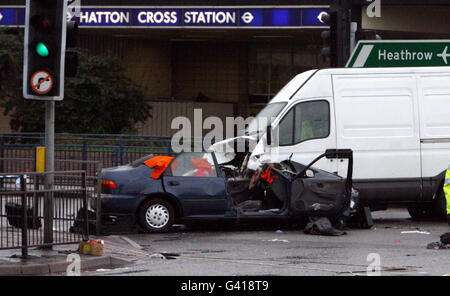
xmin=36 ymin=42 xmax=49 ymax=57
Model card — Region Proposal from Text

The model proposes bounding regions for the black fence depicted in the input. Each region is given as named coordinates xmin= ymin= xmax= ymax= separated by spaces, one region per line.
xmin=0 ymin=132 xmax=204 ymax=171
xmin=0 ymin=132 xmax=210 ymax=256
xmin=0 ymin=171 xmax=91 ymax=258
xmin=0 ymin=156 xmax=104 ymax=234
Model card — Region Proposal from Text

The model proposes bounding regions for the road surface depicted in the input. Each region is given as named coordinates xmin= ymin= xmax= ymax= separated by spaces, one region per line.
xmin=85 ymin=208 xmax=450 ymax=276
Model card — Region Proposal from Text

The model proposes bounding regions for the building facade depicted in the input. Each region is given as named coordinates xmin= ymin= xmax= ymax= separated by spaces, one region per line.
xmin=1 ymin=0 xmax=450 ymax=135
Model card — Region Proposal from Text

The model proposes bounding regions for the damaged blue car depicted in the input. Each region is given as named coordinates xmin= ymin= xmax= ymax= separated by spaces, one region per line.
xmin=86 ymin=149 xmax=363 ymax=234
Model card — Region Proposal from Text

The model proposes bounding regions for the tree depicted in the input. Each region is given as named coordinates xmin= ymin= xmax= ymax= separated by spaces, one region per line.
xmin=0 ymin=29 xmax=151 ymax=134
xmin=0 ymin=29 xmax=22 ymax=118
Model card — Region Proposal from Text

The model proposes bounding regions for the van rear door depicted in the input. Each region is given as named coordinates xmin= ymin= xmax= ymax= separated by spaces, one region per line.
xmin=332 ymin=73 xmax=422 ymax=202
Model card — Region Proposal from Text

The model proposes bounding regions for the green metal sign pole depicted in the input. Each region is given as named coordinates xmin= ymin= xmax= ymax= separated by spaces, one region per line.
xmin=346 ymin=40 xmax=450 ymax=68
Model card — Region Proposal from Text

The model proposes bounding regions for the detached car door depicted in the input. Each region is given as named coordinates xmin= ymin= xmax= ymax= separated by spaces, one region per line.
xmin=285 ymin=149 xmax=353 ymax=218
xmin=162 ymin=152 xmax=230 ymax=217
xmin=288 ymin=168 xmax=346 ymax=218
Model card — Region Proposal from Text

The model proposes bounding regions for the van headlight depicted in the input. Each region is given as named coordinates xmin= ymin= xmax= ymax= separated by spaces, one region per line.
xmin=251 ymin=154 xmax=262 ymax=162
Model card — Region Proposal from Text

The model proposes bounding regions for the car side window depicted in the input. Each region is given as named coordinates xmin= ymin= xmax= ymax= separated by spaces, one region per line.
xmin=278 ymin=100 xmax=330 ymax=146
xmin=170 ymin=153 xmax=217 ymax=178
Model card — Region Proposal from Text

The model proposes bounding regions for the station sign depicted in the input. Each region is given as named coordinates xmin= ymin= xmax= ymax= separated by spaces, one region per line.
xmin=347 ymin=40 xmax=450 ymax=68
xmin=0 ymin=6 xmax=329 ymax=28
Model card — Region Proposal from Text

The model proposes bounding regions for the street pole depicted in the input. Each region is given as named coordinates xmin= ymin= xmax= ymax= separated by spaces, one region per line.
xmin=350 ymin=22 xmax=358 ymax=55
xmin=44 ymin=101 xmax=54 ymax=184
xmin=44 ymin=100 xmax=54 ymax=246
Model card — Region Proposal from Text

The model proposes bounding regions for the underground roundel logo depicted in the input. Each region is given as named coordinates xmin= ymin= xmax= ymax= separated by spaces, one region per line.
xmin=30 ymin=70 xmax=54 ymax=95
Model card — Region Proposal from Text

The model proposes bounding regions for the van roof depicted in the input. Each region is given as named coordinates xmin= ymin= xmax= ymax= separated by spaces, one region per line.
xmin=269 ymin=66 xmax=450 ymax=104
xmin=317 ymin=65 xmax=450 ymax=75
xmin=269 ymin=69 xmax=317 ymax=104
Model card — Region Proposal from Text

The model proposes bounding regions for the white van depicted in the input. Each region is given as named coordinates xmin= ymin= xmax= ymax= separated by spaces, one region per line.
xmin=211 ymin=66 xmax=450 ymax=219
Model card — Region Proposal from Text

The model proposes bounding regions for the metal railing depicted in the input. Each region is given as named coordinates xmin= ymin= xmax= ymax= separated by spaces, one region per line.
xmin=0 ymin=132 xmax=217 ymax=249
xmin=0 ymin=132 xmax=217 ymax=169
xmin=0 ymin=171 xmax=90 ymax=258
xmin=0 ymin=132 xmax=175 ymax=170
xmin=0 ymin=157 xmax=103 ymax=233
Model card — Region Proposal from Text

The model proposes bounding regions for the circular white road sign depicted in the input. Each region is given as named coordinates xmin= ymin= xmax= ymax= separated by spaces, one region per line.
xmin=30 ymin=70 xmax=53 ymax=95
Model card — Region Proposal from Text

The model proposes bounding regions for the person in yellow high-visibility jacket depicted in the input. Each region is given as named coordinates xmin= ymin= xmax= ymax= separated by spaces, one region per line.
xmin=444 ymin=166 xmax=450 ymax=226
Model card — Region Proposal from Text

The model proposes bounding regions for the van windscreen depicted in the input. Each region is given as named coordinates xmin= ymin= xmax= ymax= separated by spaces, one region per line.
xmin=245 ymin=102 xmax=287 ymax=136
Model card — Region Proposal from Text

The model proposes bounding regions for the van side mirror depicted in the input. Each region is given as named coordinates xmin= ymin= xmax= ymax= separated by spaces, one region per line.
xmin=266 ymin=125 xmax=272 ymax=146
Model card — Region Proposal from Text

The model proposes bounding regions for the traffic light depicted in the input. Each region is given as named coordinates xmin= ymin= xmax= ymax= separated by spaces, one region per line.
xmin=23 ymin=0 xmax=68 ymax=100
xmin=318 ymin=11 xmax=336 ymax=66
xmin=318 ymin=1 xmax=351 ymax=67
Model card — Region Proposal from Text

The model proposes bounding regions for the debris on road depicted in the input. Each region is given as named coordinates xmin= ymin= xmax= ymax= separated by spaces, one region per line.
xmin=148 ymin=252 xmax=180 ymax=260
xmin=441 ymin=232 xmax=450 ymax=244
xmin=266 ymin=238 xmax=289 ymax=243
xmin=426 ymin=232 xmax=450 ymax=250
xmin=96 ymin=267 xmax=129 ymax=272
xmin=149 ymin=253 xmax=167 ymax=260
xmin=304 ymin=217 xmax=346 ymax=236
xmin=427 ymin=242 xmax=450 ymax=250
xmin=401 ymin=230 xmax=431 ymax=235
xmin=79 ymin=239 xmax=104 ymax=256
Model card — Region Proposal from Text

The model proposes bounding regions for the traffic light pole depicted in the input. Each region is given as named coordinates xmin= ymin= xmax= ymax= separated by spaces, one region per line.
xmin=43 ymin=100 xmax=54 ymax=246
xmin=24 ymin=0 xmax=77 ymax=247
xmin=350 ymin=22 xmax=358 ymax=54
xmin=44 ymin=101 xmax=54 ymax=187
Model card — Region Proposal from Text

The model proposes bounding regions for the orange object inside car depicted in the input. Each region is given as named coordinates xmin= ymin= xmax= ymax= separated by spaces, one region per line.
xmin=260 ymin=166 xmax=275 ymax=183
xmin=170 ymin=159 xmax=179 ymax=171
xmin=191 ymin=158 xmax=214 ymax=177
xmin=144 ymin=156 xmax=175 ymax=179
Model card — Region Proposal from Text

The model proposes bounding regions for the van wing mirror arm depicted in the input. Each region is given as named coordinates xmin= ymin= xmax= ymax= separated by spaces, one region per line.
xmin=266 ymin=125 xmax=272 ymax=146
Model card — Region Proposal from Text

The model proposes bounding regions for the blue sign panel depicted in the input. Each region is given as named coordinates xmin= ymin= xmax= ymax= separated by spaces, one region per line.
xmin=0 ymin=8 xmax=23 ymax=26
xmin=0 ymin=6 xmax=329 ymax=28
xmin=302 ymin=8 xmax=329 ymax=27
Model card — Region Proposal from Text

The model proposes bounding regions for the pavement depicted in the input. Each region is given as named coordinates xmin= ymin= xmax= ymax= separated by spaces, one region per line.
xmin=0 ymin=238 xmax=141 ymax=275
xmin=1 ymin=208 xmax=449 ymax=276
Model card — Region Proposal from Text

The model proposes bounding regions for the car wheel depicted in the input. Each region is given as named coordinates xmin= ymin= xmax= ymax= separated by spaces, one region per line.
xmin=139 ymin=199 xmax=175 ymax=233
